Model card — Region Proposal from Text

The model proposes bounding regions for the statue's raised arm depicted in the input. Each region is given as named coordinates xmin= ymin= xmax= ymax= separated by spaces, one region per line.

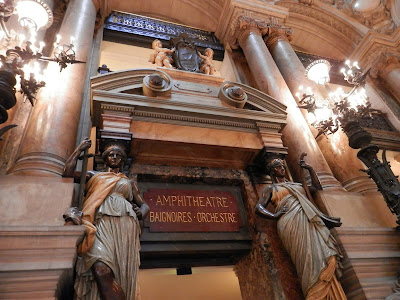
xmin=64 ymin=141 xmax=149 ymax=300
xmin=255 ymin=157 xmax=346 ymax=300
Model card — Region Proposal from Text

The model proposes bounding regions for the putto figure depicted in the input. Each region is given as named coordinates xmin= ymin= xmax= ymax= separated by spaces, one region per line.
xmin=198 ymin=48 xmax=216 ymax=75
xmin=149 ymin=39 xmax=175 ymax=68
xmin=255 ymin=157 xmax=346 ymax=300
xmin=63 ymin=138 xmax=149 ymax=300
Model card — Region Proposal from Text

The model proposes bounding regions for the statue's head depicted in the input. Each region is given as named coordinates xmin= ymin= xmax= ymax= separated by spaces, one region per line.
xmin=152 ymin=39 xmax=162 ymax=49
xmin=102 ymin=143 xmax=128 ymax=169
xmin=204 ymin=48 xmax=213 ymax=57
xmin=266 ymin=158 xmax=286 ymax=182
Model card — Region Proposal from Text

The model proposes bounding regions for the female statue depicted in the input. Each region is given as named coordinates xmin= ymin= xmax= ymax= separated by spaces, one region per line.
xmin=255 ymin=157 xmax=346 ymax=300
xmin=63 ymin=138 xmax=149 ymax=300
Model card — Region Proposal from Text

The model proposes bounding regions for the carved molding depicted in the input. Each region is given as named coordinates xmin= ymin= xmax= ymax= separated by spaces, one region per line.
xmin=336 ymin=227 xmax=400 ymax=299
xmin=0 ymin=226 xmax=85 ymax=299
xmin=94 ymin=94 xmax=285 ymax=133
xmin=277 ymin=1 xmax=365 ymax=46
xmin=349 ymin=27 xmax=400 ymax=68
xmin=215 ymin=0 xmax=288 ymax=49
xmin=91 ymin=68 xmax=172 ymax=93
xmin=369 ymin=48 xmax=400 ymax=78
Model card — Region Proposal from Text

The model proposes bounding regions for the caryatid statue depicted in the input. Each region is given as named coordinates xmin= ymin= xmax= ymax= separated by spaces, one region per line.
xmin=63 ymin=138 xmax=149 ymax=300
xmin=255 ymin=156 xmax=346 ymax=300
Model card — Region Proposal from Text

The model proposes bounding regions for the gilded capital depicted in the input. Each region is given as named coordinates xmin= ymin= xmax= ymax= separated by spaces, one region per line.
xmin=369 ymin=49 xmax=400 ymax=78
xmin=263 ymin=24 xmax=293 ymax=48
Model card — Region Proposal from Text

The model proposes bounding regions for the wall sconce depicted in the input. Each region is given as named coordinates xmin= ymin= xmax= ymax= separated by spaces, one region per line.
xmin=0 ymin=0 xmax=84 ymax=128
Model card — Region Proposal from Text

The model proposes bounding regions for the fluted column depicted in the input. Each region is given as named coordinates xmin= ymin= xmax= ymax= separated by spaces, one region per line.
xmin=370 ymin=50 xmax=400 ymax=102
xmin=236 ymin=17 xmax=340 ymax=189
xmin=264 ymin=25 xmax=376 ymax=193
xmin=8 ymin=0 xmax=97 ymax=176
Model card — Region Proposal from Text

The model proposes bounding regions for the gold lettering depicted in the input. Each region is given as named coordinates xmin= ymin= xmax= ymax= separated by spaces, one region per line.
xmin=163 ymin=195 xmax=170 ymax=206
xmin=178 ymin=196 xmax=185 ymax=206
xmin=193 ymin=196 xmax=199 ymax=206
xmin=228 ymin=213 xmax=236 ymax=223
xmin=216 ymin=197 xmax=223 ymax=207
xmin=156 ymin=196 xmax=163 ymax=206
xmin=205 ymin=197 xmax=213 ymax=207
xmin=171 ymin=195 xmax=177 ymax=206
xmin=177 ymin=212 xmax=183 ymax=222
xmin=187 ymin=196 xmax=193 ymax=206
xmin=198 ymin=196 xmax=205 ymax=207
xmin=187 ymin=212 xmax=193 ymax=222
xmin=221 ymin=197 xmax=228 ymax=207
xmin=209 ymin=197 xmax=215 ymax=207
xmin=150 ymin=211 xmax=155 ymax=222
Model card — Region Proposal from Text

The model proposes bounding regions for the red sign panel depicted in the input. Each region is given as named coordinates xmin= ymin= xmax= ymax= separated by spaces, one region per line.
xmin=143 ymin=188 xmax=240 ymax=232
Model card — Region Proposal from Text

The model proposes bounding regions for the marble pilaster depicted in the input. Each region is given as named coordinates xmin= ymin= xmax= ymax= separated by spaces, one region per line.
xmin=8 ymin=0 xmax=97 ymax=176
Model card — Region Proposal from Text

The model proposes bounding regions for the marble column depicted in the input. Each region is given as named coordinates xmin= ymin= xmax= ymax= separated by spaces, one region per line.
xmin=264 ymin=25 xmax=376 ymax=193
xmin=370 ymin=50 xmax=400 ymax=103
xmin=236 ymin=17 xmax=341 ymax=189
xmin=8 ymin=0 xmax=97 ymax=176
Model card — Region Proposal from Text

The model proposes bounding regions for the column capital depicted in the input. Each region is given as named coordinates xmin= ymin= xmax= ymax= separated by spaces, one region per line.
xmin=214 ymin=1 xmax=288 ymax=50
xmin=263 ymin=24 xmax=293 ymax=48
xmin=235 ymin=16 xmax=269 ymax=48
xmin=369 ymin=48 xmax=400 ymax=78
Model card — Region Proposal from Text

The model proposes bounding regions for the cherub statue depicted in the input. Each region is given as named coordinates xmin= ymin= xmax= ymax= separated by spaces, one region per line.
xmin=149 ymin=39 xmax=175 ymax=68
xmin=198 ymin=48 xmax=216 ymax=75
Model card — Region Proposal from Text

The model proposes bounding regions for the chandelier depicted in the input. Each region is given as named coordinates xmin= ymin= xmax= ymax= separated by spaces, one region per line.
xmin=298 ymin=57 xmax=400 ymax=228
xmin=0 ymin=0 xmax=84 ymax=128
xmin=296 ymin=59 xmax=374 ymax=146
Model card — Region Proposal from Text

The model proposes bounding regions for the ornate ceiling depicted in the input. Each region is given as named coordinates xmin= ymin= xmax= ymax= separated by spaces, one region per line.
xmin=107 ymin=0 xmax=399 ymax=61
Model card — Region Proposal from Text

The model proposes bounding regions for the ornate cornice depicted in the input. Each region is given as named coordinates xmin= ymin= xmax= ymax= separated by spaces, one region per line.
xmin=92 ymin=89 xmax=286 ymax=133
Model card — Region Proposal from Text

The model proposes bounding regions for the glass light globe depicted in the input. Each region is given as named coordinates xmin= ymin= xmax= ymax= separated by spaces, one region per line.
xmin=305 ymin=59 xmax=331 ymax=85
xmin=16 ymin=0 xmax=53 ymax=31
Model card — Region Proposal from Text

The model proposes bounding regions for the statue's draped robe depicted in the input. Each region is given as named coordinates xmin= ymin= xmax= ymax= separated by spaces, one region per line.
xmin=74 ymin=172 xmax=141 ymax=300
xmin=271 ymin=182 xmax=346 ymax=300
